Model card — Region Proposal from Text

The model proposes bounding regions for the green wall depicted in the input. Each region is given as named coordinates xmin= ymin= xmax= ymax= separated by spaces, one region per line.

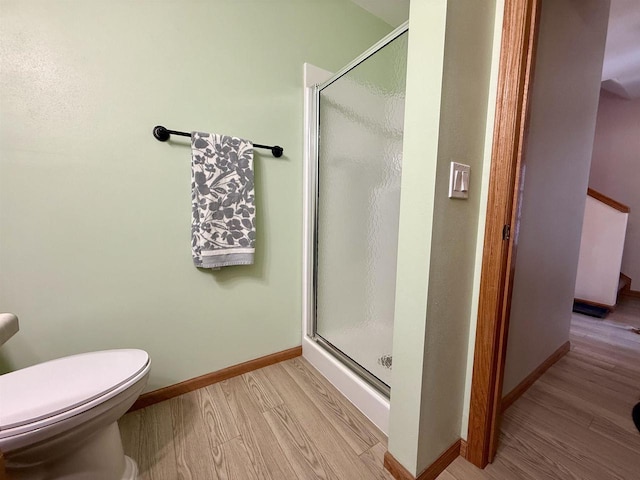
xmin=0 ymin=0 xmax=391 ymax=391
xmin=387 ymin=0 xmax=448 ymax=472
xmin=388 ymin=0 xmax=498 ymax=474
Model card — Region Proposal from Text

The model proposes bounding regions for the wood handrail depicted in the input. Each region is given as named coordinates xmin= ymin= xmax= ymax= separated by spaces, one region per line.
xmin=587 ymin=188 xmax=630 ymax=213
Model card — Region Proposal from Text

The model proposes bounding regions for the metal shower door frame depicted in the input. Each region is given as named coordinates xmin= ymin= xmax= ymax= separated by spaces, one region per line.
xmin=307 ymin=22 xmax=409 ymax=398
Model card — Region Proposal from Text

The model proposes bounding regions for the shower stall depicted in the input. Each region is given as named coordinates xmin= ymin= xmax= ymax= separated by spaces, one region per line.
xmin=302 ymin=23 xmax=408 ymax=432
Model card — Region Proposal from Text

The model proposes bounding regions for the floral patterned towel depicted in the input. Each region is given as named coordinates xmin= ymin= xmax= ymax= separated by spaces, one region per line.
xmin=191 ymin=132 xmax=255 ymax=268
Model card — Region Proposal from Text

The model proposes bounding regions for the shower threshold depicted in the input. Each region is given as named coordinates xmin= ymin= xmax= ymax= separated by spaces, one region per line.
xmin=312 ymin=335 xmax=390 ymax=398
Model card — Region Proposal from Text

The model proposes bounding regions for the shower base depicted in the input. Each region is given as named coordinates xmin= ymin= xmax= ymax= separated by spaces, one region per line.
xmin=314 ymin=322 xmax=393 ymax=387
xmin=302 ymin=335 xmax=390 ymax=434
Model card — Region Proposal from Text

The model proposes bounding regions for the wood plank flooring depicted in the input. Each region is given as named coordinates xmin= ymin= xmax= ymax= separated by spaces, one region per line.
xmin=442 ymin=296 xmax=640 ymax=480
xmin=119 ymin=297 xmax=640 ymax=479
xmin=119 ymin=357 xmax=393 ymax=480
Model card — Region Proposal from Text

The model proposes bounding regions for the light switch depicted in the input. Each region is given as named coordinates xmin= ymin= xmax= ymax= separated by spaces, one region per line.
xmin=449 ymin=162 xmax=470 ymax=199
xmin=460 ymin=171 xmax=469 ymax=192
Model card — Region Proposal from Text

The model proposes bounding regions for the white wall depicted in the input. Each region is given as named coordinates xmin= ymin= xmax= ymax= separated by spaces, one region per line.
xmin=590 ymin=91 xmax=640 ymax=287
xmin=502 ymin=0 xmax=610 ymax=395
xmin=575 ymin=196 xmax=628 ymax=306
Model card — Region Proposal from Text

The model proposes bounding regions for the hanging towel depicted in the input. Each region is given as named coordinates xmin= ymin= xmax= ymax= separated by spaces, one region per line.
xmin=191 ymin=132 xmax=256 ymax=268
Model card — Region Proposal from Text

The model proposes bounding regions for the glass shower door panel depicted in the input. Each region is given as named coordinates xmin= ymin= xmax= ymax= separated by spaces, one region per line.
xmin=315 ymin=32 xmax=408 ymax=388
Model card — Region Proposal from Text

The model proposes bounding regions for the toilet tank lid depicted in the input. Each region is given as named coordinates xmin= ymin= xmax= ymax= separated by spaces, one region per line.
xmin=0 ymin=349 xmax=149 ymax=431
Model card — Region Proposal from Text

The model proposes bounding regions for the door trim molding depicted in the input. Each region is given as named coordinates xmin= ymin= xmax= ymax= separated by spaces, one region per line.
xmin=465 ymin=0 xmax=542 ymax=468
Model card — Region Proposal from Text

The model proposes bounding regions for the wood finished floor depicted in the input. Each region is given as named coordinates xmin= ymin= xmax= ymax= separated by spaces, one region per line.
xmin=442 ymin=296 xmax=640 ymax=480
xmin=119 ymin=296 xmax=640 ymax=479
xmin=119 ymin=356 xmax=392 ymax=480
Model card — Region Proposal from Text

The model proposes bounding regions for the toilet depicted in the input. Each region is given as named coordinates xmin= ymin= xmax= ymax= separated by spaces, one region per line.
xmin=0 ymin=316 xmax=151 ymax=480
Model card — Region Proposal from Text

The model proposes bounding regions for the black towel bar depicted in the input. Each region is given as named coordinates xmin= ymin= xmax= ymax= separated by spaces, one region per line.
xmin=152 ymin=125 xmax=283 ymax=158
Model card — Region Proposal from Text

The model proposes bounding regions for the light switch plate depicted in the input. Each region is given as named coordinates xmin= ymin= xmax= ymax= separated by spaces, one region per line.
xmin=449 ymin=162 xmax=470 ymax=199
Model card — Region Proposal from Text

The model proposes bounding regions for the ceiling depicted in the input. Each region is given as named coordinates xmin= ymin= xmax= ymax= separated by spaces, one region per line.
xmin=602 ymin=0 xmax=640 ymax=99
xmin=353 ymin=0 xmax=640 ymax=99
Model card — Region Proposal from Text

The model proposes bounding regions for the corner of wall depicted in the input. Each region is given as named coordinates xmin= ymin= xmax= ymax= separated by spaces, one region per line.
xmin=388 ymin=0 xmax=501 ymax=474
xmin=460 ymin=0 xmax=505 ymax=441
xmin=414 ymin=0 xmax=499 ymax=471
xmin=387 ymin=0 xmax=448 ymax=474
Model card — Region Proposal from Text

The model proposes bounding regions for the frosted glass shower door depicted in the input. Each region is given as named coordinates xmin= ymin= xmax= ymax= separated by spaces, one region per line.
xmin=314 ymin=30 xmax=408 ymax=391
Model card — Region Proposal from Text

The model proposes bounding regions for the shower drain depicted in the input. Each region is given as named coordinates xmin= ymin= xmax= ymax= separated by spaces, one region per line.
xmin=378 ymin=354 xmax=392 ymax=369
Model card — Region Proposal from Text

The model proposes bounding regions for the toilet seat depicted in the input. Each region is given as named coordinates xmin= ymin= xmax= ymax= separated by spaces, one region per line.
xmin=0 ymin=349 xmax=150 ymax=439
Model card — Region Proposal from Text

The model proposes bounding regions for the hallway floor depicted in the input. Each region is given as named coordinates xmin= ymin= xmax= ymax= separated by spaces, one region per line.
xmin=442 ymin=295 xmax=640 ymax=480
xmin=119 ymin=296 xmax=640 ymax=479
